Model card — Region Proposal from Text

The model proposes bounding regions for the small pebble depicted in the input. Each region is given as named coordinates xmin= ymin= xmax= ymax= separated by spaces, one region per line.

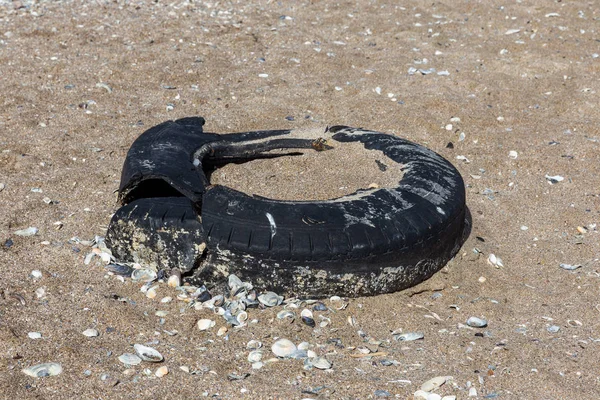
xmin=82 ymin=328 xmax=99 ymax=337
xmin=466 ymin=317 xmax=488 ymax=328
xmin=547 ymin=325 xmax=560 ymax=333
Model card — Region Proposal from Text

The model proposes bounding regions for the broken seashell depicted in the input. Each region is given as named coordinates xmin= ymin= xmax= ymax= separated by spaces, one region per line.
xmin=22 ymin=362 xmax=62 ymax=377
xmin=272 ymin=339 xmax=297 ymax=358
xmin=118 ymin=353 xmax=142 ymax=366
xmin=14 ymin=227 xmax=38 ymax=237
xmin=248 ymin=350 xmax=263 ymax=363
xmin=131 ymin=268 xmax=157 ymax=282
xmin=197 ymin=319 xmax=216 ymax=331
xmin=258 ymin=291 xmax=284 ymax=307
xmin=277 ymin=310 xmax=296 ymax=322
xmin=246 ymin=340 xmax=262 ymax=350
xmin=310 ymin=356 xmax=332 ymax=370
xmin=155 ymin=366 xmax=169 ymax=377
xmin=167 ymin=274 xmax=180 ymax=288
xmin=393 ymin=332 xmax=424 ymax=341
xmin=133 ymin=344 xmax=164 ymax=362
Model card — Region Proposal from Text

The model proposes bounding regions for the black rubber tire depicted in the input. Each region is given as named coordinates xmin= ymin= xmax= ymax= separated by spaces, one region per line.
xmin=107 ymin=120 xmax=467 ymax=297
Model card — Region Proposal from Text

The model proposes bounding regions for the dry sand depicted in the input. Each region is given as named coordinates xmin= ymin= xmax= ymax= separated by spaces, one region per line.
xmin=1 ymin=0 xmax=599 ymax=398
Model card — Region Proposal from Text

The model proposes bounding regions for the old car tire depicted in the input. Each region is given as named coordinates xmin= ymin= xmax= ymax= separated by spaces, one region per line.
xmin=107 ymin=119 xmax=467 ymax=297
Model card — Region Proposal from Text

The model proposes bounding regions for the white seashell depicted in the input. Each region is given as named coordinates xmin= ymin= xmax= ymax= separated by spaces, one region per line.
xmin=131 ymin=268 xmax=157 ymax=282
xmin=118 ymin=353 xmax=142 ymax=366
xmin=98 ymin=252 xmax=112 ymax=264
xmin=421 ymin=376 xmax=450 ymax=392
xmin=133 ymin=344 xmax=164 ymax=362
xmin=22 ymin=362 xmax=62 ymax=377
xmin=160 ymin=296 xmax=172 ymax=303
xmin=246 ymin=340 xmax=262 ymax=350
xmin=252 ymin=361 xmax=264 ymax=370
xmin=466 ymin=317 xmax=488 ymax=328
xmin=214 ymin=326 xmax=226 ymax=336
xmin=167 ymin=275 xmax=180 ymax=288
xmin=330 ymin=295 xmax=341 ymax=302
xmin=236 ymin=311 xmax=248 ymax=324
xmin=545 ymin=174 xmax=564 ymax=183
xmin=487 ymin=254 xmax=504 ymax=268
xmin=300 ymin=309 xmax=313 ymax=319
xmin=310 ymin=357 xmax=331 ymax=370
xmin=155 ymin=366 xmax=169 ymax=377
xmin=560 ymin=263 xmax=582 ymax=271
xmin=547 ymin=325 xmax=560 ymax=333
xmin=272 ymin=339 xmax=297 ymax=358
xmin=394 ymin=332 xmax=424 ymax=341
xmin=28 ymin=332 xmax=42 ymax=339
xmin=307 ymin=350 xmax=317 ymax=358
xmin=31 ymin=270 xmax=42 ymax=279
xmin=228 ymin=274 xmax=243 ymax=290
xmin=146 ymin=287 xmax=157 ymax=299
xmin=277 ymin=310 xmax=295 ymax=321
xmin=248 ymin=350 xmax=263 ymax=363
xmin=155 ymin=311 xmax=168 ymax=317
xmin=508 ymin=150 xmax=518 ymax=159
xmin=258 ymin=292 xmax=284 ymax=307
xmin=84 ymin=252 xmax=95 ymax=265
xmin=197 ymin=319 xmax=216 ymax=331
xmin=297 ymin=342 xmax=310 ymax=351
xmin=14 ymin=227 xmax=38 ymax=237
xmin=413 ymin=390 xmax=430 ymax=400
xmin=82 ymin=328 xmax=99 ymax=337
xmin=180 ymin=366 xmax=190 ymax=373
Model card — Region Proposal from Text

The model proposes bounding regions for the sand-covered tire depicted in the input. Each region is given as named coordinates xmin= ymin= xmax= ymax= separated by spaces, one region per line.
xmin=107 ymin=120 xmax=467 ymax=297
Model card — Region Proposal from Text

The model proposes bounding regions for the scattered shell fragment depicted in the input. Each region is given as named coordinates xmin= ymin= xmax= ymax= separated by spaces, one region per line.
xmin=248 ymin=350 xmax=263 ymax=363
xmin=22 ymin=363 xmax=62 ymax=378
xmin=167 ymin=274 xmax=180 ymax=288
xmin=508 ymin=150 xmax=518 ymax=159
xmin=421 ymin=376 xmax=450 ymax=392
xmin=155 ymin=366 xmax=169 ymax=377
xmin=217 ymin=326 xmax=228 ymax=336
xmin=277 ymin=310 xmax=296 ymax=322
xmin=466 ymin=317 xmax=488 ymax=328
xmin=547 ymin=325 xmax=560 ymax=333
xmin=118 ymin=353 xmax=142 ymax=366
xmin=14 ymin=227 xmax=38 ymax=236
xmin=258 ymin=292 xmax=284 ymax=307
xmin=567 ymin=319 xmax=582 ymax=327
xmin=146 ymin=287 xmax=157 ymax=299
xmin=131 ymin=268 xmax=157 ymax=282
xmin=133 ymin=344 xmax=164 ymax=362
xmin=309 ymin=357 xmax=332 ymax=370
xmin=272 ymin=339 xmax=297 ymax=358
xmin=31 ymin=270 xmax=42 ymax=279
xmin=393 ymin=332 xmax=424 ymax=341
xmin=82 ymin=328 xmax=99 ymax=337
xmin=197 ymin=319 xmax=216 ymax=331
xmin=560 ymin=263 xmax=582 ymax=271
xmin=487 ymin=254 xmax=504 ymax=268
xmin=28 ymin=332 xmax=42 ymax=339
xmin=545 ymin=174 xmax=564 ymax=184
xmin=246 ymin=340 xmax=262 ymax=350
